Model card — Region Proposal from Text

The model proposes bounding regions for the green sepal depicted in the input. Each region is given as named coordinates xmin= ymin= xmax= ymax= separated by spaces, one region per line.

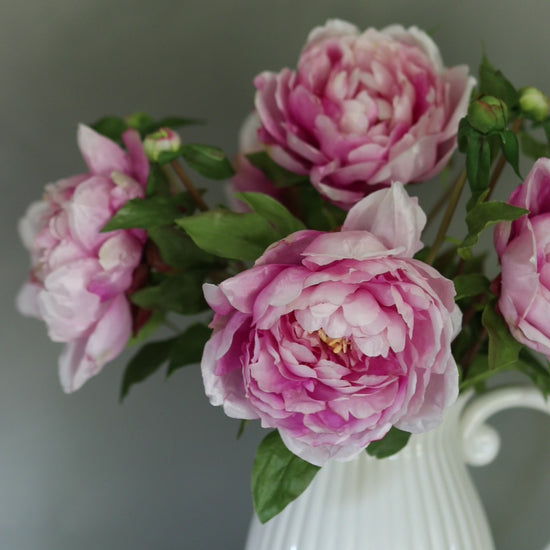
xmin=180 ymin=144 xmax=235 ymax=179
xmin=466 ymin=132 xmax=491 ymax=193
xmin=366 ymin=427 xmax=412 ymax=459
xmin=120 ymin=337 xmax=177 ymax=401
xmin=166 ymin=323 xmax=212 ymax=377
xmin=252 ymin=431 xmax=320 ymax=524
xmin=458 ymin=201 xmax=528 ymax=259
xmin=102 ymin=193 xmax=192 ymax=232
xmin=130 ymin=271 xmax=208 ymax=314
xmin=177 ymin=210 xmax=281 ymax=261
xmin=91 ymin=116 xmax=128 ymax=144
xmin=236 ymin=192 xmax=306 ymax=235
xmin=237 ymin=420 xmax=250 ymax=440
xmin=498 ymin=129 xmax=521 ymax=178
xmin=246 ymin=151 xmax=309 ymax=188
xmin=453 ymin=273 xmax=491 ymax=301
xmin=478 ymin=54 xmax=519 ymax=111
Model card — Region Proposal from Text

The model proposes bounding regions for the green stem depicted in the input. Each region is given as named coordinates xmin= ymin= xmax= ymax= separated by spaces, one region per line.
xmin=425 ymin=168 xmax=468 ymax=265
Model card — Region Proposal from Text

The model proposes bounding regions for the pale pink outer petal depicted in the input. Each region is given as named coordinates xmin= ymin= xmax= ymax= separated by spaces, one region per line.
xmin=77 ymin=124 xmax=131 ymax=177
xmin=303 ymin=19 xmax=359 ymax=52
xmin=342 ymin=182 xmax=426 ymax=257
xmin=122 ymin=128 xmax=150 ymax=186
xmin=18 ymin=200 xmax=51 ymax=250
xmin=16 ymin=282 xmax=42 ymax=318
xmin=239 ymin=111 xmax=262 ymax=151
xmin=58 ymin=294 xmax=132 ymax=393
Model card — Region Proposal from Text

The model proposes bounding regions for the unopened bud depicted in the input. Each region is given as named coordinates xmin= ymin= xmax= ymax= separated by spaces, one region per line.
xmin=143 ymin=128 xmax=182 ymax=161
xmin=519 ymin=86 xmax=550 ymax=122
xmin=467 ymin=95 xmax=509 ymax=134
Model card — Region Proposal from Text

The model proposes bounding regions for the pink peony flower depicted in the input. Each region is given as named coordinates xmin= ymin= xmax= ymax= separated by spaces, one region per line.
xmin=495 ymin=158 xmax=550 ymax=357
xmin=253 ymin=19 xmax=475 ymax=209
xmin=201 ymin=183 xmax=461 ymax=466
xmin=17 ymin=125 xmax=150 ymax=393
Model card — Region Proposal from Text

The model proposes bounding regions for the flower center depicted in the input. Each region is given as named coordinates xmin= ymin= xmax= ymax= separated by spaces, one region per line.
xmin=317 ymin=328 xmax=352 ymax=354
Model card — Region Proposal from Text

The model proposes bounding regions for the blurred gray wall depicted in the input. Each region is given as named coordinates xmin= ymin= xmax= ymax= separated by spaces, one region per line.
xmin=2 ymin=1 xmax=550 ymax=549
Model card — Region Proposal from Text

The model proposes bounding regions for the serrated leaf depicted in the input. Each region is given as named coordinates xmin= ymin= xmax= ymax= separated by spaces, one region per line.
xmin=519 ymin=130 xmax=550 ymax=160
xmin=130 ymin=271 xmax=207 ymax=314
xmin=246 ymin=151 xmax=309 ymax=187
xmin=458 ymin=201 xmax=528 ymax=258
xmin=177 ymin=210 xmax=280 ymax=261
xmin=252 ymin=431 xmax=320 ymax=523
xmin=102 ymin=194 xmax=189 ymax=232
xmin=236 ymin=192 xmax=306 ymax=236
xmin=120 ymin=337 xmax=177 ymax=401
xmin=180 ymin=144 xmax=235 ymax=179
xmin=366 ymin=427 xmax=412 ymax=459
xmin=499 ymin=129 xmax=521 ymax=177
xmin=167 ymin=323 xmax=212 ymax=376
xmin=148 ymin=225 xmax=218 ymax=269
xmin=482 ymin=302 xmax=523 ymax=370
xmin=454 ymin=273 xmax=491 ymax=301
xmin=91 ymin=116 xmax=129 ymax=144
xmin=479 ymin=54 xmax=519 ymax=110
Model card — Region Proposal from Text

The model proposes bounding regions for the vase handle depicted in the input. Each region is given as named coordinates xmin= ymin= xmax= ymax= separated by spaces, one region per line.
xmin=460 ymin=385 xmax=549 ymax=467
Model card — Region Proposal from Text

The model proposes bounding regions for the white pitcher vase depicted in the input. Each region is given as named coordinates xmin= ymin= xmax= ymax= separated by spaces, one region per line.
xmin=245 ymin=386 xmax=550 ymax=550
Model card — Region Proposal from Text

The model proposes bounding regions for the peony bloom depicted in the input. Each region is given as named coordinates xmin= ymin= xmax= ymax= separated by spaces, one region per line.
xmin=201 ymin=183 xmax=461 ymax=466
xmin=253 ymin=19 xmax=475 ymax=209
xmin=495 ymin=158 xmax=550 ymax=357
xmin=17 ymin=125 xmax=150 ymax=392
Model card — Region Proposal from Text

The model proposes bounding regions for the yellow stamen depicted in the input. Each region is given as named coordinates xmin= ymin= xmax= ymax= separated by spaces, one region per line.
xmin=318 ymin=329 xmax=351 ymax=354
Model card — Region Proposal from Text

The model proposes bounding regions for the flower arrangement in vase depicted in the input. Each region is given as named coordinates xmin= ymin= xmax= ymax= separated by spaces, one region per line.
xmin=17 ymin=18 xmax=550 ymax=547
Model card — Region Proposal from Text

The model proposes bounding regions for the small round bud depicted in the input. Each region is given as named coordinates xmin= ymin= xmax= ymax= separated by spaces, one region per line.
xmin=467 ymin=95 xmax=509 ymax=134
xmin=143 ymin=128 xmax=182 ymax=161
xmin=519 ymin=86 xmax=550 ymax=122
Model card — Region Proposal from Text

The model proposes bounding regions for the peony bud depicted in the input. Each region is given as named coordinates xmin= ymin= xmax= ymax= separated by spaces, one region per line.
xmin=467 ymin=95 xmax=509 ymax=134
xmin=143 ymin=128 xmax=182 ymax=161
xmin=519 ymin=86 xmax=550 ymax=122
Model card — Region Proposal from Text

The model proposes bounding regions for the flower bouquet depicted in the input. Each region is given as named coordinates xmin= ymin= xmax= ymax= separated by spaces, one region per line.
xmin=17 ymin=18 xmax=550 ymax=533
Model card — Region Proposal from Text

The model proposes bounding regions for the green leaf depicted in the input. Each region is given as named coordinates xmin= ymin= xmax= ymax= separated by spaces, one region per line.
xmin=458 ymin=201 xmax=528 ymax=258
xmin=542 ymin=119 xmax=550 ymax=146
xmin=519 ymin=130 xmax=550 ymax=160
xmin=120 ymin=337 xmax=177 ymax=401
xmin=146 ymin=163 xmax=172 ymax=197
xmin=127 ymin=310 xmax=165 ymax=346
xmin=454 ymin=273 xmax=491 ymax=301
xmin=236 ymin=192 xmax=306 ymax=236
xmin=459 ymin=353 xmax=512 ymax=391
xmin=246 ymin=151 xmax=309 ymax=187
xmin=144 ymin=116 xmax=203 ymax=134
xmin=91 ymin=116 xmax=129 ymax=144
xmin=130 ymin=271 xmax=207 ymax=314
xmin=366 ymin=427 xmax=412 ymax=459
xmin=148 ymin=225 xmax=219 ymax=269
xmin=457 ymin=117 xmax=471 ymax=153
xmin=295 ymin=184 xmax=347 ymax=231
xmin=180 ymin=144 xmax=235 ymax=179
xmin=102 ymin=194 xmax=190 ymax=232
xmin=177 ymin=210 xmax=281 ymax=261
xmin=478 ymin=54 xmax=519 ymax=110
xmin=481 ymin=301 xmax=523 ymax=371
xmin=167 ymin=323 xmax=212 ymax=376
xmin=252 ymin=431 xmax=320 ymax=523
xmin=499 ymin=129 xmax=521 ymax=177
xmin=156 ymin=146 xmax=185 ymax=165
xmin=516 ymin=348 xmax=550 ymax=398
xmin=125 ymin=112 xmax=156 ymax=134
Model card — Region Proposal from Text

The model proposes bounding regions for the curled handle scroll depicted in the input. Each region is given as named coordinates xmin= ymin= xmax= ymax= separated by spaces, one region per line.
xmin=460 ymin=385 xmax=550 ymax=467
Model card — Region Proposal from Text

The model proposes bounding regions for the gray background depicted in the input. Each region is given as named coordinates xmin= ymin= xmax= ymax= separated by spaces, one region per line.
xmin=2 ymin=0 xmax=550 ymax=549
